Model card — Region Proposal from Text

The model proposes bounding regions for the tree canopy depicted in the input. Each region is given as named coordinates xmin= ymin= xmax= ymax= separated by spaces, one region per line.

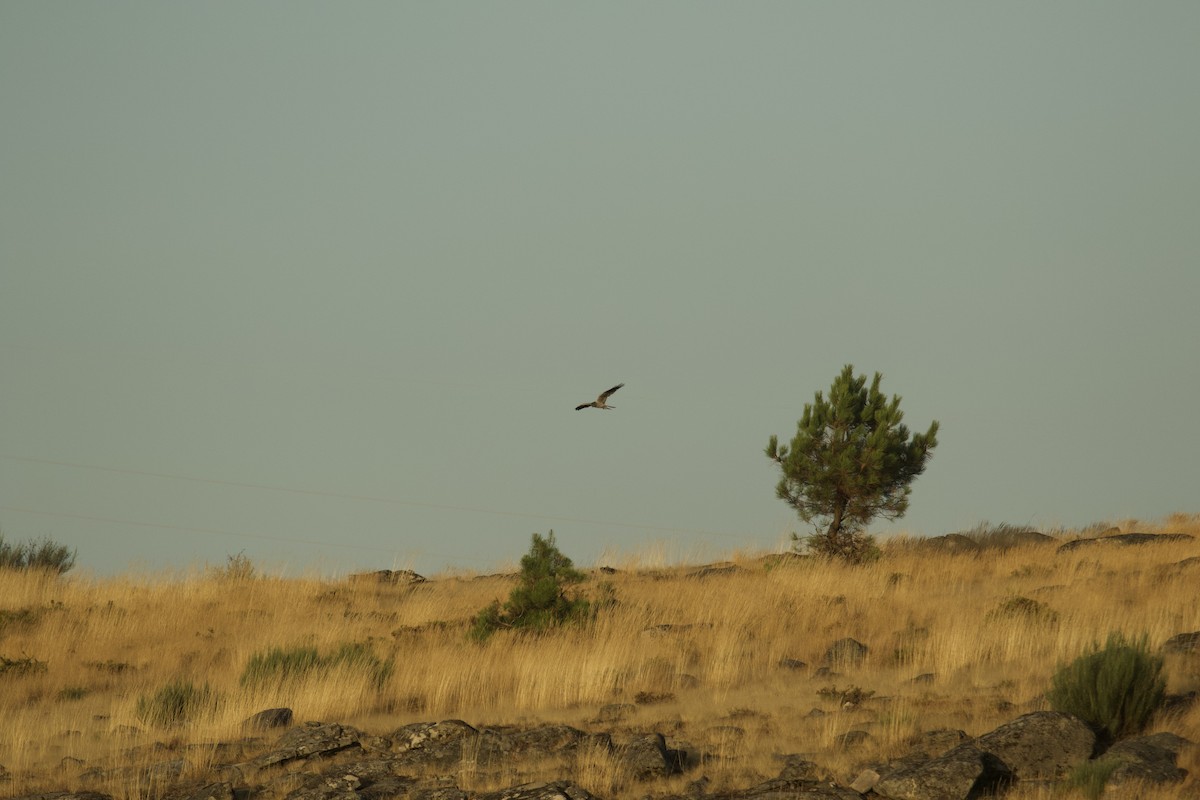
xmin=766 ymin=365 xmax=939 ymax=560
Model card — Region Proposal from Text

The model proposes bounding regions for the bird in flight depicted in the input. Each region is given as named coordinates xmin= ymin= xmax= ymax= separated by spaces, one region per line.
xmin=575 ymin=383 xmax=624 ymax=411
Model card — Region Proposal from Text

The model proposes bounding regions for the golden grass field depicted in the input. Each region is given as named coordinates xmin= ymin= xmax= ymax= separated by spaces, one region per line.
xmin=2 ymin=514 xmax=1198 ymax=800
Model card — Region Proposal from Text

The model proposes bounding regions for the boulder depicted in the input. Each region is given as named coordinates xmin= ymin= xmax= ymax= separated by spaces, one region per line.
xmin=349 ymin=569 xmax=426 ymax=585
xmin=1105 ymin=732 xmax=1191 ymax=786
xmin=873 ymin=744 xmax=1013 ymax=800
xmin=253 ymin=722 xmax=363 ymax=768
xmin=1056 ymin=532 xmax=1194 ymax=552
xmin=709 ymin=777 xmax=865 ymax=799
xmin=1162 ymin=631 xmax=1200 ymax=654
xmin=823 ymin=638 xmax=869 ymax=666
xmin=618 ymin=732 xmax=685 ymax=780
xmin=972 ymin=711 xmax=1095 ymax=780
xmin=243 ymin=707 xmax=293 ymax=730
xmin=475 ymin=782 xmax=598 ymax=800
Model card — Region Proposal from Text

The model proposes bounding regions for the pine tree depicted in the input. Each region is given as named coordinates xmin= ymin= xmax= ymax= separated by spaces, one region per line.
xmin=766 ymin=365 xmax=939 ymax=561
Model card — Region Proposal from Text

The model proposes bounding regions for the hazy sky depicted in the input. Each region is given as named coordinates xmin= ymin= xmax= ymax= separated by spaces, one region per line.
xmin=2 ymin=3 xmax=1197 ymax=577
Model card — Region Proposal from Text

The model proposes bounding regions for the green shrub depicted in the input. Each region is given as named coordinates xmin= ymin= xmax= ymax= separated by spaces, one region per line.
xmin=986 ymin=596 xmax=1059 ymax=625
xmin=1047 ymin=632 xmax=1166 ymax=743
xmin=136 ymin=680 xmax=216 ymax=727
xmin=470 ymin=531 xmax=591 ymax=641
xmin=0 ymin=532 xmax=76 ymax=574
xmin=241 ymin=642 xmax=391 ymax=689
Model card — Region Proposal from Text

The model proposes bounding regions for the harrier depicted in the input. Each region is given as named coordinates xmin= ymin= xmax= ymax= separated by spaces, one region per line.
xmin=575 ymin=383 xmax=624 ymax=411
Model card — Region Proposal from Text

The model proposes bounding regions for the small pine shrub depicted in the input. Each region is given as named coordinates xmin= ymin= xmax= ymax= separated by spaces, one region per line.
xmin=0 ymin=532 xmax=76 ymax=574
xmin=1047 ymin=632 xmax=1166 ymax=743
xmin=470 ymin=531 xmax=591 ymax=641
xmin=136 ymin=680 xmax=216 ymax=727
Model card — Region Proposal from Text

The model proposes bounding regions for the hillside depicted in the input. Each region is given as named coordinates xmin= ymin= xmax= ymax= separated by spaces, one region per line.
xmin=1 ymin=515 xmax=1198 ymax=799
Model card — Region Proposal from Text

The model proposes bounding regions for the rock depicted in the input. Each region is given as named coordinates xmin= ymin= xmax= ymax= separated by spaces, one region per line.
xmin=475 ymin=781 xmax=598 ymax=800
xmin=905 ymin=729 xmax=970 ymax=759
xmin=849 ymin=768 xmax=880 ymax=793
xmin=349 ymin=569 xmax=426 ymax=585
xmin=874 ymin=744 xmax=1013 ymax=800
xmin=919 ymin=534 xmax=980 ymax=553
xmin=972 ymin=711 xmax=1095 ymax=780
xmin=712 ymin=777 xmax=865 ymax=799
xmin=1162 ymin=631 xmax=1200 ymax=654
xmin=592 ymin=703 xmax=637 ymax=723
xmin=687 ymin=564 xmax=740 ymax=579
xmin=164 ymin=783 xmax=235 ymax=800
xmin=1056 ymin=532 xmax=1195 ymax=552
xmin=778 ymin=658 xmax=807 ymax=670
xmin=390 ymin=719 xmax=477 ymax=752
xmin=618 ymin=733 xmax=685 ymax=780
xmin=243 ymin=707 xmax=293 ymax=730
xmin=774 ymin=755 xmax=829 ymax=782
xmin=253 ymin=722 xmax=363 ymax=768
xmin=823 ymin=638 xmax=869 ymax=666
xmin=1104 ymin=732 xmax=1191 ymax=786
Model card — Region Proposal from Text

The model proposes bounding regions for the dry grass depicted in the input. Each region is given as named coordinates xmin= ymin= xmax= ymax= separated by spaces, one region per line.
xmin=1 ymin=514 xmax=1199 ymax=799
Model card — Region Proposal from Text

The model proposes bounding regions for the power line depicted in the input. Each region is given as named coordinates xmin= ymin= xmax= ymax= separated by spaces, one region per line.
xmin=1 ymin=453 xmax=757 ymax=542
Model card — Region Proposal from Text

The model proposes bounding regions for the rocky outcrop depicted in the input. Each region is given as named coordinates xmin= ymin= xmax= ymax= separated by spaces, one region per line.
xmin=873 ymin=744 xmax=1013 ymax=800
xmin=971 ymin=711 xmax=1095 ymax=780
xmin=10 ymin=713 xmax=1193 ymax=800
xmin=1104 ymin=732 xmax=1191 ymax=786
xmin=1056 ymin=532 xmax=1195 ymax=552
xmin=349 ymin=570 xmax=427 ymax=585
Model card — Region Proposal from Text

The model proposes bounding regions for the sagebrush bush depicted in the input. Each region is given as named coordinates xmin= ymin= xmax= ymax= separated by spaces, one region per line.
xmin=0 ymin=532 xmax=76 ymax=574
xmin=1047 ymin=632 xmax=1166 ymax=742
xmin=240 ymin=642 xmax=391 ymax=688
xmin=136 ymin=680 xmax=216 ymax=727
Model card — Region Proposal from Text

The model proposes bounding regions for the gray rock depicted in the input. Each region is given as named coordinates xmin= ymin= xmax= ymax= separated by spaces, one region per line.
xmin=1162 ymin=630 xmax=1200 ymax=654
xmin=823 ymin=638 xmax=869 ymax=666
xmin=1056 ymin=532 xmax=1195 ymax=552
xmin=349 ymin=569 xmax=426 ymax=585
xmin=618 ymin=732 xmax=685 ymax=780
xmin=254 ymin=722 xmax=363 ymax=768
xmin=973 ymin=711 xmax=1095 ymax=780
xmin=593 ymin=703 xmax=637 ymax=723
xmin=243 ymin=707 xmax=293 ymax=730
xmin=920 ymin=534 xmax=980 ymax=553
xmin=164 ymin=782 xmax=235 ymax=800
xmin=905 ymin=729 xmax=969 ymax=759
xmin=475 ymin=781 xmax=598 ymax=800
xmin=1105 ymin=732 xmax=1191 ymax=786
xmin=874 ymin=744 xmax=1012 ymax=800
xmin=709 ymin=777 xmax=865 ymax=799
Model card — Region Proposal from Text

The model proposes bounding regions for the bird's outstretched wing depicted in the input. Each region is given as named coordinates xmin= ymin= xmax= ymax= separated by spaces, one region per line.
xmin=574 ymin=403 xmax=592 ymax=411
xmin=598 ymin=383 xmax=624 ymax=401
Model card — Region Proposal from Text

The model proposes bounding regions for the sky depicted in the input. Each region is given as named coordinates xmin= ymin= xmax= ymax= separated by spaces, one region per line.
xmin=2 ymin=3 xmax=1198 ymax=577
